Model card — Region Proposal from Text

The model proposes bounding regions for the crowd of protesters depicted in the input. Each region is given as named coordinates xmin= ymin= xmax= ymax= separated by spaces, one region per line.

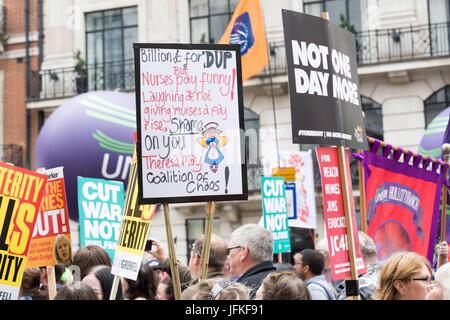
xmin=18 ymin=223 xmax=450 ymax=300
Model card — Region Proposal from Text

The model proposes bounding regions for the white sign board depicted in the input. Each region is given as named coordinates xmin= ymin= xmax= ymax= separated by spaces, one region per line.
xmin=135 ymin=44 xmax=247 ymax=204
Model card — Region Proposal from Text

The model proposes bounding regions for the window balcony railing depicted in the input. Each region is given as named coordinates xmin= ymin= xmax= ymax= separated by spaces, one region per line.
xmin=356 ymin=22 xmax=450 ymax=65
xmin=27 ymin=60 xmax=135 ymax=102
xmin=258 ymin=41 xmax=287 ymax=78
xmin=254 ymin=22 xmax=450 ymax=79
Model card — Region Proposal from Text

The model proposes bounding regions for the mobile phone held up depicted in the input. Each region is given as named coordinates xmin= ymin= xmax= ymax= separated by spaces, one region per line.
xmin=145 ymin=239 xmax=153 ymax=251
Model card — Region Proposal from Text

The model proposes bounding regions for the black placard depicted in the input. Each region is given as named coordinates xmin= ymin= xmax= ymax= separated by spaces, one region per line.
xmin=282 ymin=10 xmax=368 ymax=150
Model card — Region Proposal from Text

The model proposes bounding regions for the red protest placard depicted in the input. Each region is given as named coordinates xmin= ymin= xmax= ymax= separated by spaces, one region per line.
xmin=0 ymin=162 xmax=47 ymax=300
xmin=316 ymin=147 xmax=366 ymax=281
xmin=26 ymin=167 xmax=71 ymax=268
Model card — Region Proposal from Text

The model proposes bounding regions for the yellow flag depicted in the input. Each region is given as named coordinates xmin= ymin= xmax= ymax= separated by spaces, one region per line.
xmin=219 ymin=0 xmax=268 ymax=81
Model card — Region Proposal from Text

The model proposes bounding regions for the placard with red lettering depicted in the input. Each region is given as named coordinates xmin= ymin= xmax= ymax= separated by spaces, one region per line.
xmin=0 ymin=162 xmax=47 ymax=300
xmin=134 ymin=43 xmax=247 ymax=204
xmin=316 ymin=147 xmax=366 ymax=281
xmin=26 ymin=167 xmax=71 ymax=268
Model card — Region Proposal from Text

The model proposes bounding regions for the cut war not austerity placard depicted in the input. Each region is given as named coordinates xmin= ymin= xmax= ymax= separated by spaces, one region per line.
xmin=27 ymin=167 xmax=71 ymax=268
xmin=134 ymin=43 xmax=247 ymax=204
xmin=78 ymin=177 xmax=124 ymax=259
xmin=262 ymin=176 xmax=291 ymax=254
xmin=0 ymin=162 xmax=47 ymax=300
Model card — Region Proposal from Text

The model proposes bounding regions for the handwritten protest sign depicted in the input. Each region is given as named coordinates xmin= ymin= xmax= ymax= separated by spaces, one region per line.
xmin=134 ymin=43 xmax=247 ymax=204
xmin=111 ymin=147 xmax=156 ymax=280
xmin=26 ymin=167 xmax=71 ymax=268
xmin=262 ymin=176 xmax=291 ymax=254
xmin=0 ymin=162 xmax=47 ymax=300
xmin=282 ymin=10 xmax=367 ymax=150
xmin=78 ymin=177 xmax=124 ymax=259
xmin=316 ymin=147 xmax=366 ymax=280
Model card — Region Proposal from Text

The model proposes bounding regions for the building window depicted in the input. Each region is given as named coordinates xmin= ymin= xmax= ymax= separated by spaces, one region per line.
xmin=303 ymin=0 xmax=367 ymax=32
xmin=424 ymin=85 xmax=450 ymax=127
xmin=186 ymin=218 xmax=220 ymax=262
xmin=361 ymin=96 xmax=383 ymax=140
xmin=85 ymin=7 xmax=138 ymax=91
xmin=427 ymin=0 xmax=450 ymax=56
xmin=189 ymin=0 xmax=238 ymax=43
xmin=428 ymin=0 xmax=450 ymax=24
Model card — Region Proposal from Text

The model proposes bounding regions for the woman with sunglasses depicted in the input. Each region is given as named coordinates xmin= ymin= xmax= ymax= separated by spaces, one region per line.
xmin=375 ymin=251 xmax=434 ymax=300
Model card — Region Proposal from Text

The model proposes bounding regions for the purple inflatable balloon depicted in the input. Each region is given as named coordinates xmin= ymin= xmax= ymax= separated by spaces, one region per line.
xmin=35 ymin=91 xmax=136 ymax=221
xmin=418 ymin=107 xmax=450 ymax=160
xmin=418 ymin=106 xmax=450 ymax=243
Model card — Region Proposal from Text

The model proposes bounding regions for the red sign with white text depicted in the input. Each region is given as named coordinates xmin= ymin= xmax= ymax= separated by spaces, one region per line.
xmin=316 ymin=147 xmax=366 ymax=281
xmin=26 ymin=167 xmax=71 ymax=268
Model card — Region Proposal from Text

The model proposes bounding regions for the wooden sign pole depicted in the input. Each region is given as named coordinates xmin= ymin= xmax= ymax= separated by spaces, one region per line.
xmin=320 ymin=11 xmax=360 ymax=300
xmin=438 ymin=143 xmax=450 ymax=268
xmin=200 ymin=201 xmax=216 ymax=281
xmin=109 ymin=276 xmax=120 ymax=300
xmin=46 ymin=265 xmax=57 ymax=300
xmin=357 ymin=150 xmax=368 ymax=233
xmin=337 ymin=146 xmax=360 ymax=300
xmin=163 ymin=203 xmax=182 ymax=300
xmin=36 ymin=167 xmax=57 ymax=300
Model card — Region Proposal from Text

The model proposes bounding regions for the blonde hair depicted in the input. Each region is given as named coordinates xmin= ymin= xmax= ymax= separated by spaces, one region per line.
xmin=375 ymin=251 xmax=431 ymax=300
xmin=435 ymin=263 xmax=450 ymax=300
xmin=183 ymin=278 xmax=251 ymax=300
xmin=259 ymin=271 xmax=311 ymax=300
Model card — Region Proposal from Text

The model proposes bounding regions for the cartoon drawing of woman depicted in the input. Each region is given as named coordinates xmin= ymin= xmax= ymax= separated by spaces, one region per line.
xmin=197 ymin=122 xmax=228 ymax=173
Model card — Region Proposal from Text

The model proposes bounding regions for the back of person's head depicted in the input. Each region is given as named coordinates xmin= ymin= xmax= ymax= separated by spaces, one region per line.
xmin=434 ymin=263 xmax=450 ymax=300
xmin=93 ymin=265 xmax=123 ymax=300
xmin=358 ymin=231 xmax=378 ymax=263
xmin=257 ymin=271 xmax=311 ymax=300
xmin=54 ymin=282 xmax=98 ymax=300
xmin=375 ymin=251 xmax=431 ymax=300
xmin=229 ymin=224 xmax=274 ymax=262
xmin=186 ymin=278 xmax=251 ymax=300
xmin=158 ymin=276 xmax=175 ymax=300
xmin=73 ymin=245 xmax=112 ymax=279
xmin=20 ymin=268 xmax=45 ymax=300
xmin=124 ymin=264 xmax=158 ymax=300
xmin=300 ymin=249 xmax=324 ymax=276
xmin=193 ymin=234 xmax=227 ymax=271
